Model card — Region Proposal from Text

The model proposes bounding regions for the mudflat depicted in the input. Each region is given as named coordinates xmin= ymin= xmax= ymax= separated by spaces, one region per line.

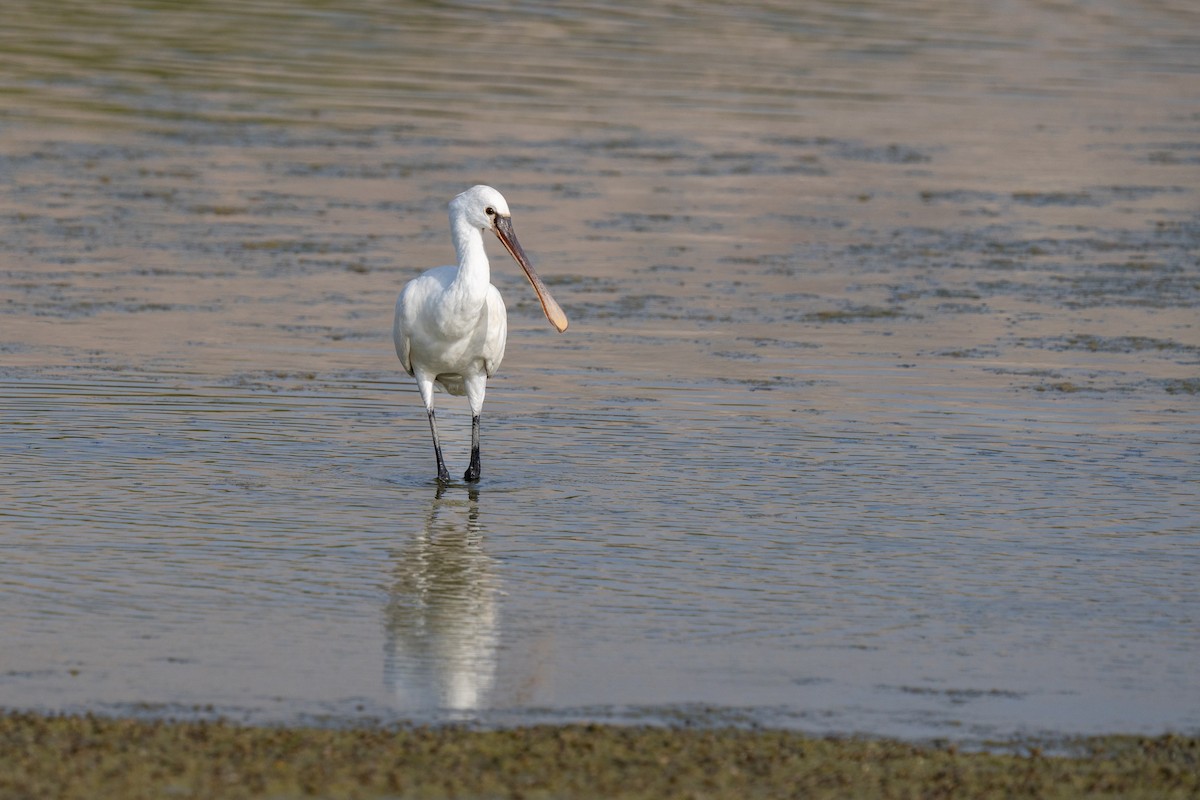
xmin=3 ymin=712 xmax=1199 ymax=799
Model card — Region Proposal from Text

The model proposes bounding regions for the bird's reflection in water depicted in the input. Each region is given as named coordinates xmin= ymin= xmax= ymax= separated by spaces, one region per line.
xmin=384 ymin=486 xmax=499 ymax=717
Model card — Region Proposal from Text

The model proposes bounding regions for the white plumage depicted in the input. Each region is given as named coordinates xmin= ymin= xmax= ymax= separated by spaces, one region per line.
xmin=393 ymin=185 xmax=567 ymax=483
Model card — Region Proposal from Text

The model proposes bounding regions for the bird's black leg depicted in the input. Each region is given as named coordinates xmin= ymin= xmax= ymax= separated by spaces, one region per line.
xmin=464 ymin=414 xmax=482 ymax=483
xmin=427 ymin=408 xmax=451 ymax=483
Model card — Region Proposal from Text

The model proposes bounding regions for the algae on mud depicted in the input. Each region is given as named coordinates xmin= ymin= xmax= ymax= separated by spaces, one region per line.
xmin=2 ymin=712 xmax=1198 ymax=800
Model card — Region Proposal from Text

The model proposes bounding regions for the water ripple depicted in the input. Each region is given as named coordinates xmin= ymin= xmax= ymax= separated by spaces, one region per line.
xmin=2 ymin=0 xmax=1198 ymax=741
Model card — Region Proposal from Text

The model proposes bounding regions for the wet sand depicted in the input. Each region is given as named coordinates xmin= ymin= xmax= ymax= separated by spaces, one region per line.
xmin=3 ymin=712 xmax=1198 ymax=799
xmin=2 ymin=0 xmax=1199 ymax=743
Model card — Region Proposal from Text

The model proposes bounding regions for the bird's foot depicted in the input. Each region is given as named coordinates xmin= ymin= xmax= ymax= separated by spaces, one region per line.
xmin=436 ymin=467 xmax=451 ymax=484
xmin=464 ymin=443 xmax=481 ymax=483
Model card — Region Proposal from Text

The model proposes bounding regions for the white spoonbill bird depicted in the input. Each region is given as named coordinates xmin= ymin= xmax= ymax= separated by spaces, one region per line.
xmin=393 ymin=185 xmax=568 ymax=483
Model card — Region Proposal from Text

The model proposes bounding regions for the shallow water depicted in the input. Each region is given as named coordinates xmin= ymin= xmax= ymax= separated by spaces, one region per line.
xmin=2 ymin=0 xmax=1198 ymax=742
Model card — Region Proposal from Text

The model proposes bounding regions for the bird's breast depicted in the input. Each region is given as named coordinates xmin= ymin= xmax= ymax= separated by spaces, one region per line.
xmin=403 ymin=286 xmax=496 ymax=365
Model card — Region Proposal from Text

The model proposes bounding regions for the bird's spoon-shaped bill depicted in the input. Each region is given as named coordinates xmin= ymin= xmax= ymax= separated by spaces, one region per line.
xmin=494 ymin=216 xmax=569 ymax=333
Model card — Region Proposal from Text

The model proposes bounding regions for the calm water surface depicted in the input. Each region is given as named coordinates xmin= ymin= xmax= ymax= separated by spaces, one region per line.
xmin=1 ymin=0 xmax=1198 ymax=742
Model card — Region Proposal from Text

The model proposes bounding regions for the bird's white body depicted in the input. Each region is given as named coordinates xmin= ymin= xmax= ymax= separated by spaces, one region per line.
xmin=393 ymin=263 xmax=507 ymax=408
xmin=393 ymin=185 xmax=567 ymax=483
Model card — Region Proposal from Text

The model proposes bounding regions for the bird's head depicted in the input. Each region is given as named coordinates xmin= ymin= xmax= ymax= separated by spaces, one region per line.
xmin=451 ymin=184 xmax=512 ymax=231
xmin=448 ymin=184 xmax=569 ymax=333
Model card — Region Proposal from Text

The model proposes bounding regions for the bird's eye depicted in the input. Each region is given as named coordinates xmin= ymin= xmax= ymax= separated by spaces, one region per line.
xmin=485 ymin=206 xmax=496 ymax=217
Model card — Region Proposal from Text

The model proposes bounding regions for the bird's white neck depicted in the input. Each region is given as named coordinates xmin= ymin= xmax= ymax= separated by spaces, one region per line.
xmin=450 ymin=216 xmax=491 ymax=306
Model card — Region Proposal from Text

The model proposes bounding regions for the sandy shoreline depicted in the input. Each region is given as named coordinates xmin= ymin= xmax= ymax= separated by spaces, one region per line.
xmin=3 ymin=711 xmax=1197 ymax=799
